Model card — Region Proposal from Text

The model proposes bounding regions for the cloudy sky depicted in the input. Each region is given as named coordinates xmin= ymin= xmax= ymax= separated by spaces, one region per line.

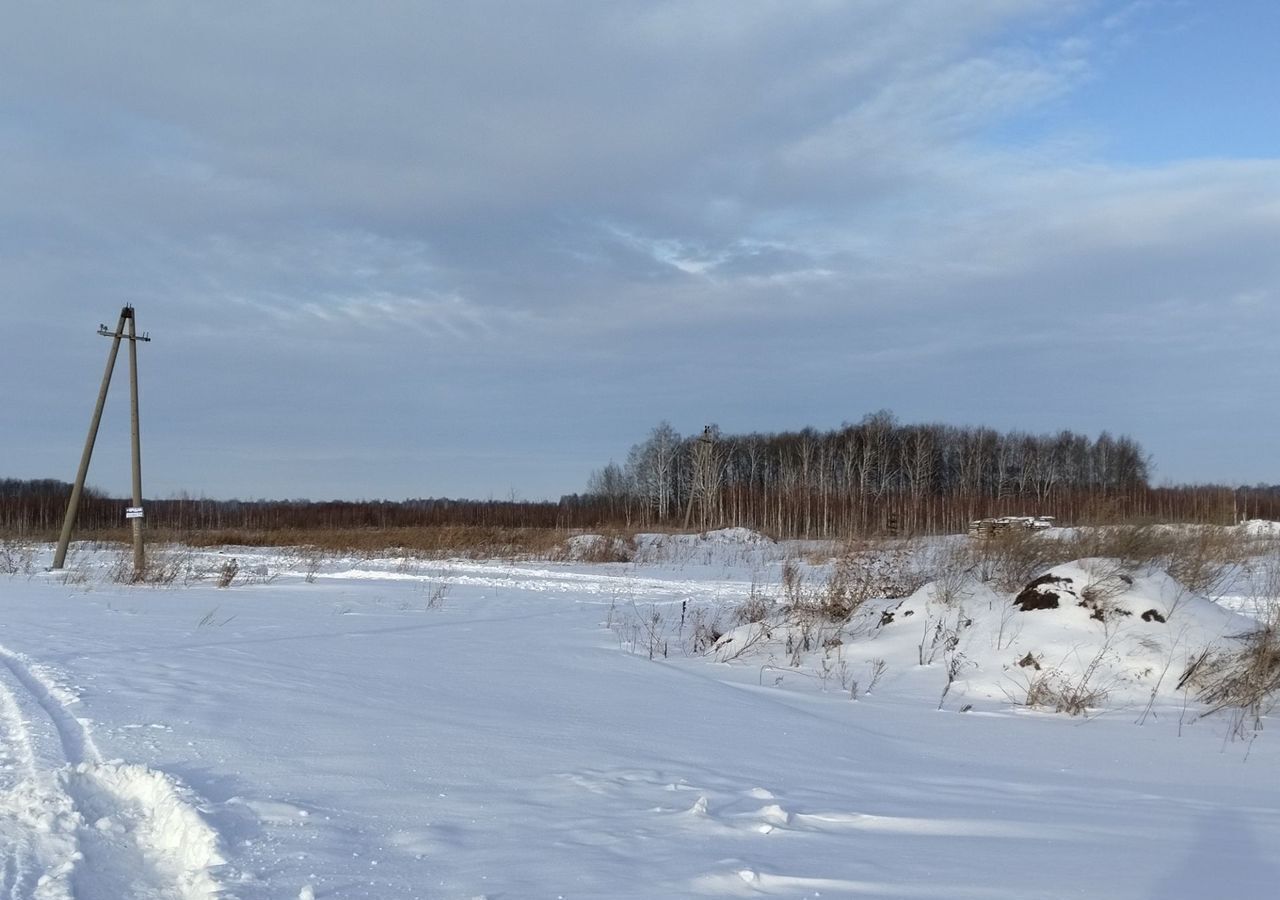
xmin=2 ymin=1 xmax=1277 ymax=501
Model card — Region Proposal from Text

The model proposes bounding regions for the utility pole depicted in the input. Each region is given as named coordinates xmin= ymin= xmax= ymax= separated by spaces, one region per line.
xmin=126 ymin=309 xmax=146 ymax=574
xmin=52 ymin=306 xmax=151 ymax=576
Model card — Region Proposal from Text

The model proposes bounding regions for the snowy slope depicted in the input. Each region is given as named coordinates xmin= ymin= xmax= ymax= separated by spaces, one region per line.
xmin=0 ymin=540 xmax=1277 ymax=898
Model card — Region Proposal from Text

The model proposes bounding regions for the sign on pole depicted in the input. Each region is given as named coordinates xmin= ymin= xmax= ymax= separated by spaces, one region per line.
xmin=125 ymin=506 xmax=144 ymax=519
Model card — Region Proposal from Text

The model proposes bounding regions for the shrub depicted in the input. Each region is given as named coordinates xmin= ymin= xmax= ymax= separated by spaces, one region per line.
xmin=107 ymin=546 xmax=196 ymax=586
xmin=1186 ymin=599 xmax=1280 ymax=733
xmin=733 ymin=584 xmax=772 ymax=624
xmin=796 ymin=540 xmax=928 ymax=622
xmin=0 ymin=539 xmax=35 ymax=576
xmin=966 ymin=529 xmax=1059 ymax=592
xmin=1061 ymin=524 xmax=1253 ymax=595
xmin=1021 ymin=669 xmax=1110 ymax=715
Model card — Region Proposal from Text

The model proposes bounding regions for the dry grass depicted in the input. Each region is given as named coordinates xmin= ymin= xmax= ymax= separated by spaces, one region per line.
xmin=1062 ymin=525 xmax=1254 ymax=595
xmin=1021 ymin=669 xmax=1110 ymax=715
xmin=962 ymin=529 xmax=1060 ymax=592
xmin=1180 ymin=620 xmax=1280 ymax=742
xmin=0 ymin=538 xmax=37 ymax=576
xmin=789 ymin=540 xmax=928 ymax=622
xmin=733 ymin=582 xmax=772 ymax=625
xmin=1181 ymin=546 xmax=1280 ymax=735
xmin=98 ymin=546 xmax=279 ymax=588
xmin=1006 ymin=636 xmax=1116 ymax=716
xmin=63 ymin=525 xmax=573 ymax=560
xmin=957 ymin=523 xmax=1261 ymax=596
xmin=104 ymin=545 xmax=200 ymax=585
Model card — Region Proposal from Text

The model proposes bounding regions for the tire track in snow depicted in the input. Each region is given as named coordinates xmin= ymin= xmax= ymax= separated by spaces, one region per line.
xmin=0 ymin=655 xmax=80 ymax=899
xmin=0 ymin=644 xmax=225 ymax=899
xmin=0 ymin=651 xmax=98 ymax=767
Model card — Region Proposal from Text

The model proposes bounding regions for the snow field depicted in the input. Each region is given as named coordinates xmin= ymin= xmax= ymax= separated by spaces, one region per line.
xmin=0 ymin=531 xmax=1277 ymax=897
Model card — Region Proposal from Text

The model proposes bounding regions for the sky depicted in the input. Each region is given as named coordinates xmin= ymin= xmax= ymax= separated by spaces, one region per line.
xmin=2 ymin=1 xmax=1278 ymax=501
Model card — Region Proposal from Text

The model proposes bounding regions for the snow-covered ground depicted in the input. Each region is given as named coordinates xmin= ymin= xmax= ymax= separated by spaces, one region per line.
xmin=1 ymin=534 xmax=1278 ymax=898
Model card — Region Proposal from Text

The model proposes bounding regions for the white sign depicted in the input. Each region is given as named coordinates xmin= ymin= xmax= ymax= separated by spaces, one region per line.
xmin=125 ymin=507 xmax=144 ymax=519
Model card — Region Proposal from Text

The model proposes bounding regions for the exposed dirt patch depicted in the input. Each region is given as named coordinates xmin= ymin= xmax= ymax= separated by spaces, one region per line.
xmin=1017 ymin=652 xmax=1042 ymax=670
xmin=1079 ymin=599 xmax=1132 ymax=623
xmin=1013 ymin=574 xmax=1072 ymax=611
xmin=1141 ymin=609 xmax=1167 ymax=623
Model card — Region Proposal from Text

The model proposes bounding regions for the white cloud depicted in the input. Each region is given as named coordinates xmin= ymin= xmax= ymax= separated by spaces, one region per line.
xmin=3 ymin=0 xmax=1278 ymax=496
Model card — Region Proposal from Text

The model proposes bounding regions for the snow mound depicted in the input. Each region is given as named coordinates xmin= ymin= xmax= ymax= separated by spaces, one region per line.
xmin=1240 ymin=519 xmax=1280 ymax=537
xmin=630 ymin=528 xmax=781 ymax=567
xmin=562 ymin=534 xmax=634 ymax=562
xmin=699 ymin=527 xmax=773 ymax=544
xmin=717 ymin=559 xmax=1262 ymax=714
xmin=934 ymin=564 xmax=1244 ymax=704
xmin=871 ymin=561 xmax=1258 ymax=710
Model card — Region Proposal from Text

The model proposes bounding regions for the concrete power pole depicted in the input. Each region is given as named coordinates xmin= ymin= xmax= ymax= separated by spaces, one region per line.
xmin=126 ymin=310 xmax=146 ymax=574
xmin=52 ymin=306 xmax=151 ymax=576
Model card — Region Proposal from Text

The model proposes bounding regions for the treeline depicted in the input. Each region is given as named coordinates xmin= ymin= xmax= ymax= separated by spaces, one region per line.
xmin=0 ymin=480 xmax=610 ymax=537
xmin=5 ymin=410 xmax=1280 ymax=543
xmin=0 ymin=479 xmax=98 ymax=535
xmin=581 ymin=413 xmax=1280 ymax=536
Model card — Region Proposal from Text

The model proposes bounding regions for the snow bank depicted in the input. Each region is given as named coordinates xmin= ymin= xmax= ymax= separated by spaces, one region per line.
xmin=699 ymin=527 xmax=773 ymax=544
xmin=719 ymin=559 xmax=1261 ymax=714
xmin=561 ymin=533 xmax=635 ymax=562
xmin=630 ymin=528 xmax=781 ymax=567
xmin=64 ymin=761 xmax=226 ymax=897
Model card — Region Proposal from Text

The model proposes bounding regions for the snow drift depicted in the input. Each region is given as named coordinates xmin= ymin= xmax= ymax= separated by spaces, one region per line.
xmin=715 ymin=558 xmax=1264 ymax=714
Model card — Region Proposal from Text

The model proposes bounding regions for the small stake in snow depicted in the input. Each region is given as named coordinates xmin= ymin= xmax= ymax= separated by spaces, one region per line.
xmin=52 ymin=305 xmax=152 ymax=578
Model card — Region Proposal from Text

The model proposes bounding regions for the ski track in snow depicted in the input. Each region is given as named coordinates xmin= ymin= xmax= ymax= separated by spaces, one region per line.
xmin=0 ymin=644 xmax=224 ymax=899
xmin=317 ymin=559 xmax=747 ymax=603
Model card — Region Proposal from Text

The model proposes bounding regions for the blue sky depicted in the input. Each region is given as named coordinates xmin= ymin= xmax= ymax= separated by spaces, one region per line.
xmin=1027 ymin=2 xmax=1279 ymax=163
xmin=2 ymin=1 xmax=1277 ymax=501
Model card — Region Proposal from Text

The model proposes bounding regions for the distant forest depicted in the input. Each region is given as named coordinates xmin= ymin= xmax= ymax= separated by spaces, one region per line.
xmin=582 ymin=412 xmax=1280 ymax=536
xmin=3 ymin=411 xmax=1280 ymax=540
xmin=0 ymin=479 xmax=580 ymax=537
